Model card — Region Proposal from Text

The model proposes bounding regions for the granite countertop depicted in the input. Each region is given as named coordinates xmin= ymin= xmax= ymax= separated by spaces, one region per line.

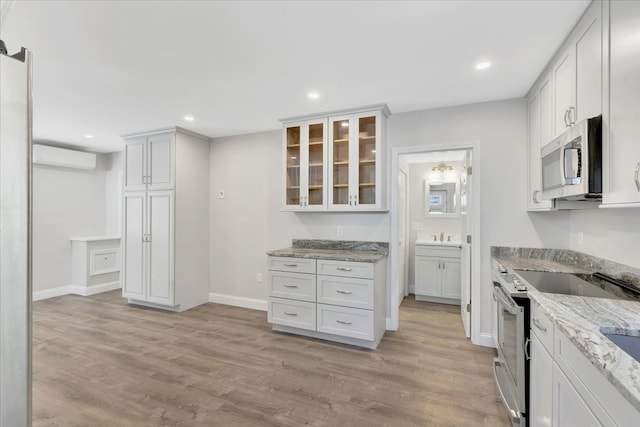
xmin=528 ymin=292 xmax=640 ymax=412
xmin=267 ymin=239 xmax=388 ymax=262
xmin=492 ymin=247 xmax=640 ymax=412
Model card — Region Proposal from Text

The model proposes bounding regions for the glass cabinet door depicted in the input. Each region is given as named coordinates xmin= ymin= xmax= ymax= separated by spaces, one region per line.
xmin=285 ymin=125 xmax=301 ymax=206
xmin=331 ymin=118 xmax=351 ymax=206
xmin=307 ymin=122 xmax=325 ymax=206
xmin=356 ymin=115 xmax=377 ymax=205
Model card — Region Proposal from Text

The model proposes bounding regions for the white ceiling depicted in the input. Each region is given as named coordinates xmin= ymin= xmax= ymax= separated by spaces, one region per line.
xmin=1 ymin=0 xmax=590 ymax=153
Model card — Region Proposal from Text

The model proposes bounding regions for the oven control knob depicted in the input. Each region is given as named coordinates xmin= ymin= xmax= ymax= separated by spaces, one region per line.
xmin=513 ymin=279 xmax=527 ymax=291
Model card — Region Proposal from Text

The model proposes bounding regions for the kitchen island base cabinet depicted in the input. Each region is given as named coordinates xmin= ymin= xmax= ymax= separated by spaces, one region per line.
xmin=267 ymin=256 xmax=387 ymax=350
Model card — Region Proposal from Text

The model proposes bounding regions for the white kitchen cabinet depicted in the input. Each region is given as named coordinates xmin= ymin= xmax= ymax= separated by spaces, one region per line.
xmin=283 ymin=119 xmax=328 ymax=210
xmin=280 ymin=105 xmax=389 ymax=212
xmin=123 ymin=191 xmax=174 ymax=305
xmin=551 ymin=1 xmax=602 ymax=139
xmin=529 ymin=303 xmax=553 ymax=427
xmin=527 ymin=84 xmax=554 ymax=211
xmin=414 ymin=244 xmax=461 ymax=304
xmin=70 ymin=236 xmax=121 ymax=296
xmin=529 ymin=308 xmax=639 ymax=427
xmin=124 ymin=132 xmax=175 ymax=192
xmin=603 ymin=0 xmax=640 ymax=206
xmin=121 ymin=127 xmax=210 ymax=312
xmin=552 ymin=365 xmax=602 ymax=427
xmin=267 ymin=255 xmax=387 ymax=349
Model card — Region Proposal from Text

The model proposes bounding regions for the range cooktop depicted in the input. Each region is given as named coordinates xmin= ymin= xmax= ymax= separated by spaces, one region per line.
xmin=514 ymin=270 xmax=639 ymax=301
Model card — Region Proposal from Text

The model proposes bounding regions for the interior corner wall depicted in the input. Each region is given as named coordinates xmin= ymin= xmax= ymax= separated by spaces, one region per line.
xmin=208 ymin=130 xmax=389 ymax=305
xmin=32 ymin=155 xmax=109 ymax=296
xmin=386 ymin=98 xmax=571 ymax=341
xmin=105 ymin=151 xmax=123 ymax=236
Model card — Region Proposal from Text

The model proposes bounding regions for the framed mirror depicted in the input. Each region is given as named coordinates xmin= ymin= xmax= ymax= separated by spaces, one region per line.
xmin=425 ymin=180 xmax=460 ymax=217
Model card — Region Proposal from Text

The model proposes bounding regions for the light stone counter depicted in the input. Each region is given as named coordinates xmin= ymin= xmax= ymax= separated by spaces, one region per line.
xmin=529 ymin=291 xmax=640 ymax=412
xmin=492 ymin=246 xmax=640 ymax=412
xmin=267 ymin=239 xmax=388 ymax=262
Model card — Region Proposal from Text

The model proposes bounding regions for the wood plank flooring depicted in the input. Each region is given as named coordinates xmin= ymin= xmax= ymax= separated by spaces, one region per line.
xmin=32 ymin=291 xmax=510 ymax=426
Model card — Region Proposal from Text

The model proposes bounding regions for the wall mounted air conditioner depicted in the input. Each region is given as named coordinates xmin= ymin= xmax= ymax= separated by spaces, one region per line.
xmin=32 ymin=144 xmax=96 ymax=170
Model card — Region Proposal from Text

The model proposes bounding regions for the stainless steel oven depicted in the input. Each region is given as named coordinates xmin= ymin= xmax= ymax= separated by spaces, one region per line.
xmin=492 ymin=268 xmax=529 ymax=427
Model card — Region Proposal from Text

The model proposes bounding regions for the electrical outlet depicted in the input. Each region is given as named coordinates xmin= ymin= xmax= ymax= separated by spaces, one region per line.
xmin=337 ymin=226 xmax=344 ymax=236
xmin=257 ymin=273 xmax=263 ymax=283
xmin=217 ymin=190 xmax=225 ymax=199
xmin=413 ymin=222 xmax=423 ymax=230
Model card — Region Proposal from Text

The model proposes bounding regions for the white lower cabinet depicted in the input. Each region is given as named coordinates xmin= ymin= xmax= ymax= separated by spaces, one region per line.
xmin=267 ymin=256 xmax=386 ymax=349
xmin=414 ymin=244 xmax=461 ymax=303
xmin=529 ymin=305 xmax=639 ymax=427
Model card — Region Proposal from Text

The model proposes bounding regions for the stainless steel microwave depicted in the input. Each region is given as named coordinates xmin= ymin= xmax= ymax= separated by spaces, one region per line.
xmin=541 ymin=115 xmax=602 ymax=201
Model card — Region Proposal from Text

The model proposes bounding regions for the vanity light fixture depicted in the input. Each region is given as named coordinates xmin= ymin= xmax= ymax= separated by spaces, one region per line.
xmin=184 ymin=115 xmax=195 ymax=121
xmin=307 ymin=91 xmax=319 ymax=100
xmin=475 ymin=61 xmax=491 ymax=70
xmin=429 ymin=163 xmax=455 ymax=181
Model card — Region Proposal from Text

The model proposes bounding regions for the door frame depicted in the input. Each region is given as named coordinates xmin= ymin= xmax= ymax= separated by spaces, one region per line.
xmin=388 ymin=142 xmax=481 ymax=345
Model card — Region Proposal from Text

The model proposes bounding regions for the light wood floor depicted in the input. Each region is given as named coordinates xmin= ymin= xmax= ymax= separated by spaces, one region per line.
xmin=32 ymin=291 xmax=510 ymax=427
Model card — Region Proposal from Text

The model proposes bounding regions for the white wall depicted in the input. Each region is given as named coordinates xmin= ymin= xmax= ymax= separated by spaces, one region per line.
xmin=208 ymin=131 xmax=388 ymax=306
xmin=33 ymin=155 xmax=109 ymax=296
xmin=569 ymin=209 xmax=640 ymax=269
xmin=105 ymin=152 xmax=123 ymax=235
xmin=209 ymin=98 xmax=572 ymax=342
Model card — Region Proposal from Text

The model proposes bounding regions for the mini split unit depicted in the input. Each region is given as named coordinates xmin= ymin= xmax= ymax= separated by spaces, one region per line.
xmin=32 ymin=144 xmax=96 ymax=170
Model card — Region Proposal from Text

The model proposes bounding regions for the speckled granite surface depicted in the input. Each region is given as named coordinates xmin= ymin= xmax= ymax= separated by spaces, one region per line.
xmin=492 ymin=246 xmax=640 ymax=412
xmin=529 ymin=292 xmax=640 ymax=412
xmin=267 ymin=240 xmax=388 ymax=262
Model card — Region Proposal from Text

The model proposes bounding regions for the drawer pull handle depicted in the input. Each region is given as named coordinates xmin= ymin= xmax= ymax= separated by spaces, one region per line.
xmin=532 ymin=318 xmax=547 ymax=332
xmin=336 ymin=267 xmax=352 ymax=271
xmin=336 ymin=320 xmax=352 ymax=325
xmin=284 ymin=263 xmax=298 ymax=267
xmin=284 ymin=312 xmax=298 ymax=316
xmin=283 ymin=285 xmax=298 ymax=288
xmin=336 ymin=290 xmax=352 ymax=294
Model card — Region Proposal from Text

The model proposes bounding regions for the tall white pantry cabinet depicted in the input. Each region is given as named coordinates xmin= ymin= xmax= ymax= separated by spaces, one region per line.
xmin=121 ymin=127 xmax=210 ymax=312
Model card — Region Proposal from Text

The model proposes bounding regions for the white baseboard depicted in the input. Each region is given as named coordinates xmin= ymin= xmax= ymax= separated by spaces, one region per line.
xmin=208 ymin=293 xmax=267 ymax=311
xmin=477 ymin=332 xmax=496 ymax=348
xmin=33 ymin=286 xmax=74 ymax=301
xmin=33 ymin=281 xmax=121 ymax=301
xmin=71 ymin=281 xmax=121 ymax=296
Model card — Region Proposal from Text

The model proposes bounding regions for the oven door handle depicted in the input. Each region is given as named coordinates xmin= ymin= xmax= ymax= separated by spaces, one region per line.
xmin=493 ymin=285 xmax=518 ymax=315
xmin=493 ymin=358 xmax=522 ymax=425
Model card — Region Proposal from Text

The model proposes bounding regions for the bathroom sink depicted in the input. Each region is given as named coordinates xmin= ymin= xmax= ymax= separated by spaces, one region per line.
xmin=600 ymin=327 xmax=640 ymax=362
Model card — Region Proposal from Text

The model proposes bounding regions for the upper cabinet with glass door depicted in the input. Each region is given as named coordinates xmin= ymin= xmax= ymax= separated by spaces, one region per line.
xmin=281 ymin=105 xmax=389 ymax=212
xmin=283 ymin=118 xmax=328 ymax=210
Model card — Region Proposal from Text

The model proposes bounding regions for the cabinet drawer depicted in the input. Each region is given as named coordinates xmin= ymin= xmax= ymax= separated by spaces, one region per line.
xmin=317 ymin=275 xmax=373 ymax=309
xmin=268 ymin=298 xmax=316 ymax=331
xmin=316 ymin=259 xmax=373 ymax=279
xmin=316 ymin=304 xmax=374 ymax=340
xmin=415 ymin=245 xmax=461 ymax=258
xmin=268 ymin=256 xmax=316 ymax=274
xmin=530 ymin=301 xmax=554 ymax=353
xmin=269 ymin=271 xmax=316 ymax=302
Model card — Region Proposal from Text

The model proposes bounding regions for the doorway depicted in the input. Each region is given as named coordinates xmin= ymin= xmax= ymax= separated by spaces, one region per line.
xmin=389 ymin=142 xmax=481 ymax=344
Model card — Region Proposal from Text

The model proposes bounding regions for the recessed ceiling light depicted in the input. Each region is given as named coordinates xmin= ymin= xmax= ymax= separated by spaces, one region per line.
xmin=184 ymin=115 xmax=195 ymax=121
xmin=475 ymin=61 xmax=491 ymax=70
xmin=83 ymin=134 xmax=93 ymax=139
xmin=308 ymin=91 xmax=319 ymax=100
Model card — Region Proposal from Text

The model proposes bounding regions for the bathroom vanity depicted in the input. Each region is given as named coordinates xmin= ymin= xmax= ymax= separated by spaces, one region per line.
xmin=414 ymin=241 xmax=461 ymax=305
